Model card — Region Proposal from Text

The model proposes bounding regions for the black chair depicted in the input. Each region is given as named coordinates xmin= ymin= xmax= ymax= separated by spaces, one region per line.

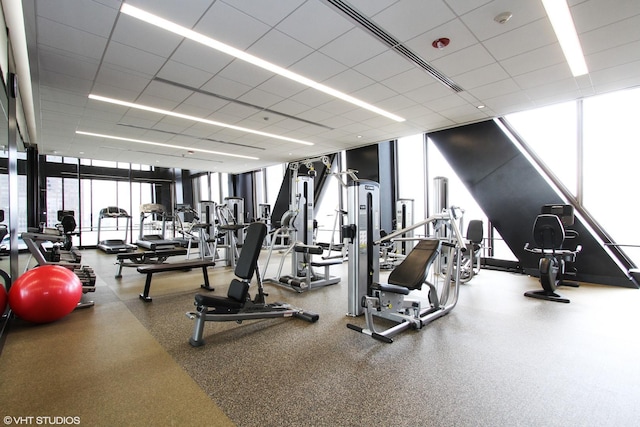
xmin=524 ymin=206 xmax=581 ymax=303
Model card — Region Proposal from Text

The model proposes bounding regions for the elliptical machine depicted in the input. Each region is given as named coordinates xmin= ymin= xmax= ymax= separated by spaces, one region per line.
xmin=524 ymin=204 xmax=582 ymax=303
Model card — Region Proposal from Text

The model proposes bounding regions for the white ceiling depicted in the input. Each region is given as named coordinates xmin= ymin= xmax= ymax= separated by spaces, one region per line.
xmin=21 ymin=0 xmax=640 ymax=173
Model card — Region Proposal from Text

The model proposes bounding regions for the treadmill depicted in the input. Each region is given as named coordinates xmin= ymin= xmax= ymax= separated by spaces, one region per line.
xmin=136 ymin=203 xmax=178 ymax=251
xmin=97 ymin=207 xmax=136 ymax=254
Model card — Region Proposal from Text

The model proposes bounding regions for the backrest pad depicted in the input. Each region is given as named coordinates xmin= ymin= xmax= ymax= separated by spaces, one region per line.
xmin=388 ymin=239 xmax=441 ymax=290
xmin=532 ymin=214 xmax=565 ymax=249
xmin=234 ymin=222 xmax=267 ymax=280
xmin=466 ymin=220 xmax=483 ymax=244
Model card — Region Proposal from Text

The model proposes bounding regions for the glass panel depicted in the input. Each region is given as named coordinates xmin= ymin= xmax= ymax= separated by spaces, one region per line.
xmin=211 ymin=173 xmax=220 ymax=203
xmin=315 ymin=161 xmax=341 ymax=246
xmin=46 ymin=177 xmax=63 ymax=227
xmin=583 ymin=87 xmax=640 ymax=265
xmin=92 ymin=159 xmax=117 ymax=168
xmin=427 ymin=138 xmax=500 ymax=260
xmin=266 ymin=164 xmax=284 ymax=207
xmin=220 ymin=173 xmax=229 ymax=199
xmin=397 ymin=134 xmax=425 ymax=233
xmin=46 ymin=155 xmax=62 ymax=163
xmin=505 ymin=101 xmax=578 ymax=195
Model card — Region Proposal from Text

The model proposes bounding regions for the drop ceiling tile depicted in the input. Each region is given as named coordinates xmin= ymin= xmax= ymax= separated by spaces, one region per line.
xmin=38 ymin=48 xmax=99 ymax=81
xmin=572 ymin=0 xmax=640 ymax=33
xmin=320 ymin=27 xmax=388 ymax=68
xmin=499 ymin=44 xmax=565 ymax=77
xmin=290 ymin=51 xmax=348 ymax=83
xmin=483 ymin=18 xmax=557 ymax=61
xmin=353 ymin=49 xmax=414 ymax=82
xmin=371 ymin=0 xmax=456 ymax=43
xmin=323 ymin=68 xmax=375 ymax=94
xmin=430 ymin=43 xmax=495 ymax=77
xmin=36 ymin=0 xmax=117 ymax=37
xmin=277 ymin=1 xmax=353 ymax=49
xmin=466 ymin=78 xmax=521 ymax=100
xmin=221 ymin=0 xmax=306 ymax=27
xmin=111 ymin=14 xmax=182 ymax=57
xmin=102 ymin=42 xmax=166 ymax=77
xmin=513 ymin=63 xmax=573 ymax=90
xmin=36 ymin=18 xmax=108 ymax=61
xmin=443 ymin=0 xmax=492 ymax=16
xmin=194 ymin=1 xmax=271 ymax=49
xmin=217 ymin=59 xmax=276 ymax=89
xmin=94 ymin=65 xmax=152 ymax=95
xmin=245 ymin=29 xmax=313 ymax=68
xmin=585 ymin=40 xmax=640 ymax=72
xmin=156 ymin=61 xmax=215 ymax=89
xmin=460 ymin=0 xmax=546 ymax=42
xmin=342 ymin=0 xmax=398 ymax=17
xmin=452 ymin=62 xmax=509 ymax=89
xmin=170 ymin=40 xmax=234 ymax=76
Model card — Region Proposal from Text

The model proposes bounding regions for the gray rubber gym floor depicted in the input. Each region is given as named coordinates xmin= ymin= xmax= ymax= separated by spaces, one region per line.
xmin=1 ymin=248 xmax=640 ymax=426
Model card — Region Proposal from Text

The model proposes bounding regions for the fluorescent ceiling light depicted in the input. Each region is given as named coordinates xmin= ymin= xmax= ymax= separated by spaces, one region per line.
xmin=88 ymin=94 xmax=313 ymax=146
xmin=75 ymin=131 xmax=260 ymax=160
xmin=542 ymin=0 xmax=588 ymax=77
xmin=120 ymin=3 xmax=405 ymax=122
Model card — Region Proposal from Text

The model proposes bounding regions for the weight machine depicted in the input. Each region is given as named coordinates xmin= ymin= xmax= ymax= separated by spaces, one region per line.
xmin=343 ymin=179 xmax=465 ymax=343
xmin=217 ymin=197 xmax=246 ymax=268
xmin=263 ymin=158 xmax=341 ymax=292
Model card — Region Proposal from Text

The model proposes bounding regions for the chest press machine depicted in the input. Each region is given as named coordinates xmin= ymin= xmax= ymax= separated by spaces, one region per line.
xmin=344 ymin=180 xmax=466 ymax=343
xmin=186 ymin=222 xmax=319 ymax=347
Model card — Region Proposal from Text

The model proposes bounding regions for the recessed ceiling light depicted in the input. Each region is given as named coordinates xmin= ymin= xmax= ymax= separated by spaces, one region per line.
xmin=477 ymin=105 xmax=485 ymax=109
xmin=88 ymin=94 xmax=313 ymax=146
xmin=120 ymin=4 xmax=405 ymax=123
xmin=75 ymin=131 xmax=260 ymax=160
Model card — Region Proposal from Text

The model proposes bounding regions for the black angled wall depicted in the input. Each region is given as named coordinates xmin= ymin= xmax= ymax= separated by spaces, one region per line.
xmin=429 ymin=120 xmax=633 ymax=288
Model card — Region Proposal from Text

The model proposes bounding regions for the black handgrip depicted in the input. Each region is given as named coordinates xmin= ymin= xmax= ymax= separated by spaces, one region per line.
xmin=372 ymin=332 xmax=393 ymax=343
xmin=346 ymin=323 xmax=363 ymax=333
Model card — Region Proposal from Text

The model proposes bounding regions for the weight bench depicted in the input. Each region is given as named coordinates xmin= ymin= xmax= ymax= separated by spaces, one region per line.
xmin=137 ymin=259 xmax=216 ymax=302
xmin=186 ymin=222 xmax=319 ymax=347
xmin=114 ymin=248 xmax=187 ymax=278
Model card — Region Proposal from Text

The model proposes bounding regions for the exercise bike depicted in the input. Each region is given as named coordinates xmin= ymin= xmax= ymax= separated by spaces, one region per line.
xmin=524 ymin=204 xmax=581 ymax=303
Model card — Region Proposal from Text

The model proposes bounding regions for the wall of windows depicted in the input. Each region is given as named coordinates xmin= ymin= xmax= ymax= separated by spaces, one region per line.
xmin=505 ymin=86 xmax=640 ymax=266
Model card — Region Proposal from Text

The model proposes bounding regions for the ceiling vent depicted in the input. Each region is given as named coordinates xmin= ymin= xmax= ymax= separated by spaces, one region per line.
xmin=324 ymin=0 xmax=464 ymax=93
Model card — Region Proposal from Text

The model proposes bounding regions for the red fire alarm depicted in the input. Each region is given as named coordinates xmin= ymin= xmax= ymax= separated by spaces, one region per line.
xmin=432 ymin=38 xmax=450 ymax=49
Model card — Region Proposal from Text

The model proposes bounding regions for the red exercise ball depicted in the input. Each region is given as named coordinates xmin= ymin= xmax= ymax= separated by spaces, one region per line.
xmin=8 ymin=265 xmax=82 ymax=323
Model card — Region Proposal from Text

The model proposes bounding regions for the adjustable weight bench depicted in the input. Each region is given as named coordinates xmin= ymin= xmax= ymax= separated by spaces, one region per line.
xmin=186 ymin=222 xmax=319 ymax=347
xmin=137 ymin=259 xmax=216 ymax=302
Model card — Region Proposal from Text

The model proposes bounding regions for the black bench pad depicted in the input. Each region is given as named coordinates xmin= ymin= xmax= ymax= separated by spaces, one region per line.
xmin=137 ymin=259 xmax=216 ymax=302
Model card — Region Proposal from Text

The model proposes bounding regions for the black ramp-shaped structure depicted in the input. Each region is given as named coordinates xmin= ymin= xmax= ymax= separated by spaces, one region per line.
xmin=428 ymin=120 xmax=633 ymax=287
